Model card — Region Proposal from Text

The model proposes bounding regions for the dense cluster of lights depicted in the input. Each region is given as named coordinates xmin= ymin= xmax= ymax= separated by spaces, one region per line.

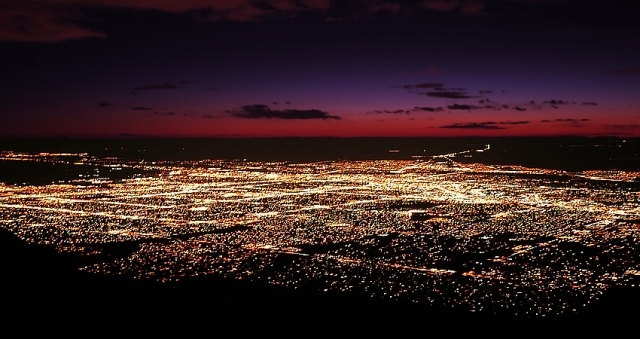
xmin=1 ymin=150 xmax=639 ymax=317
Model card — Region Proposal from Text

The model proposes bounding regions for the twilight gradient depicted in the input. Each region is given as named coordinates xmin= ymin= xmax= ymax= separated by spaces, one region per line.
xmin=1 ymin=0 xmax=638 ymax=137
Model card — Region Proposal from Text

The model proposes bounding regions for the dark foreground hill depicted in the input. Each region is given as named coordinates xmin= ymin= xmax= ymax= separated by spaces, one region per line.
xmin=0 ymin=228 xmax=637 ymax=338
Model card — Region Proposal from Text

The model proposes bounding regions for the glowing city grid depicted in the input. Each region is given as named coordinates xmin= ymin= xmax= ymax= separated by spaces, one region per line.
xmin=1 ymin=146 xmax=639 ymax=317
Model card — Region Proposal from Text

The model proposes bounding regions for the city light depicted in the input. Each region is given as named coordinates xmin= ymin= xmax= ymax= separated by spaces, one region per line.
xmin=1 ymin=150 xmax=639 ymax=317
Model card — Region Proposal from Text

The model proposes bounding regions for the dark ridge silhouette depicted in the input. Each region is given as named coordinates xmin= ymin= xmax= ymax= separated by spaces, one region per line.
xmin=1 ymin=227 xmax=638 ymax=337
xmin=0 ymin=160 xmax=151 ymax=185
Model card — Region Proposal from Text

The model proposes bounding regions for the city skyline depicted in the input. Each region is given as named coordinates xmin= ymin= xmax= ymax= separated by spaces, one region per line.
xmin=2 ymin=0 xmax=639 ymax=137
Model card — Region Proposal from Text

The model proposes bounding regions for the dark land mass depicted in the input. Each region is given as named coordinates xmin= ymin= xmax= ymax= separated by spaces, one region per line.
xmin=1 ymin=137 xmax=639 ymax=172
xmin=1 ymin=228 xmax=639 ymax=337
xmin=0 ymin=160 xmax=151 ymax=186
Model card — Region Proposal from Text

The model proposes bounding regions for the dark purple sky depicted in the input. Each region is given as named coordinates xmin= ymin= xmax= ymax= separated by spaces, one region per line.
xmin=1 ymin=0 xmax=639 ymax=137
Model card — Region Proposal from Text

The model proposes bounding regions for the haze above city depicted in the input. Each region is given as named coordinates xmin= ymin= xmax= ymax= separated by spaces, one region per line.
xmin=1 ymin=0 xmax=639 ymax=138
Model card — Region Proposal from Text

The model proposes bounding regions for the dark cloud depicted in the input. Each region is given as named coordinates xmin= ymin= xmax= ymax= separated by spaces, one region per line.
xmin=427 ymin=90 xmax=475 ymax=99
xmin=541 ymin=99 xmax=579 ymax=110
xmin=557 ymin=118 xmax=590 ymax=122
xmin=444 ymin=97 xmax=587 ymax=113
xmin=1 ymin=0 xmax=481 ymax=44
xmin=401 ymin=82 xmax=474 ymax=99
xmin=230 ymin=104 xmax=341 ymax=120
xmin=403 ymin=82 xmax=443 ymax=89
xmin=201 ymin=114 xmax=219 ymax=119
xmin=606 ymin=68 xmax=640 ymax=74
xmin=447 ymin=104 xmax=481 ymax=110
xmin=151 ymin=111 xmax=175 ymax=116
xmin=369 ymin=109 xmax=410 ymax=115
xmin=133 ymin=81 xmax=182 ymax=95
xmin=440 ymin=122 xmax=506 ymax=130
xmin=367 ymin=106 xmax=444 ymax=115
xmin=249 ymin=1 xmax=286 ymax=13
xmin=97 ymin=102 xmax=111 ymax=107
xmin=479 ymin=90 xmax=493 ymax=95
xmin=0 ymin=3 xmax=106 ymax=43
xmin=499 ymin=120 xmax=529 ymax=125
xmin=543 ymin=100 xmax=569 ymax=106
xmin=133 ymin=83 xmax=178 ymax=91
xmin=420 ymin=0 xmax=478 ymax=13
xmin=541 ymin=118 xmax=591 ymax=123
xmin=131 ymin=106 xmax=152 ymax=111
xmin=413 ymin=106 xmax=444 ymax=112
xmin=2 ymin=0 xmax=637 ymax=44
xmin=0 ymin=1 xmax=334 ymax=42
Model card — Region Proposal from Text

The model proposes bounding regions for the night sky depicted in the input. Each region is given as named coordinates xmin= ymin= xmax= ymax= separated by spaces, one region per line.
xmin=1 ymin=0 xmax=639 ymax=138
